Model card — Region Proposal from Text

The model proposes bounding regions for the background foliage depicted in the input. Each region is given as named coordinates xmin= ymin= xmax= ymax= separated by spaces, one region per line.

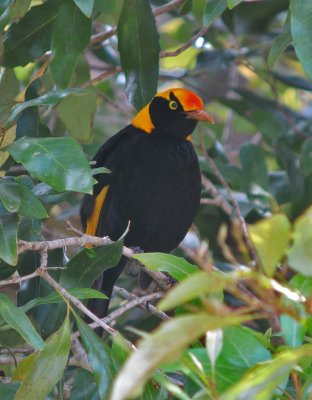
xmin=0 ymin=0 xmax=312 ymax=399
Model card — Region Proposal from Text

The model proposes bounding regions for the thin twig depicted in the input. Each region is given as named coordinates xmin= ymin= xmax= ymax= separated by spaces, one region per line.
xmin=80 ymin=67 xmax=122 ymax=88
xmin=0 ymin=270 xmax=39 ymax=288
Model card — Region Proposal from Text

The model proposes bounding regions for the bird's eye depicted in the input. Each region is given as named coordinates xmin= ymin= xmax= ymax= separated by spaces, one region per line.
xmin=169 ymin=100 xmax=178 ymax=110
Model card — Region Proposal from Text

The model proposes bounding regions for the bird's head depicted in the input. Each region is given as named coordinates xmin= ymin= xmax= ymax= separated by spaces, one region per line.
xmin=132 ymin=88 xmax=214 ymax=140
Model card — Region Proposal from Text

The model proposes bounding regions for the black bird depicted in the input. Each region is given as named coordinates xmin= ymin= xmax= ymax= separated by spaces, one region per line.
xmin=81 ymin=88 xmax=214 ymax=319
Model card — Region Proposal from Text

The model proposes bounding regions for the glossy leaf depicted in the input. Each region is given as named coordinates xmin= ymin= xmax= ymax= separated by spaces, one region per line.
xmin=203 ymin=0 xmax=227 ymax=27
xmin=158 ymin=271 xmax=231 ymax=311
xmin=74 ymin=311 xmax=116 ymax=400
xmin=288 ymin=205 xmax=312 ymax=277
xmin=118 ymin=0 xmax=160 ymax=109
xmin=1 ymin=1 xmax=60 ymax=67
xmin=0 ymin=293 xmax=44 ymax=350
xmin=14 ymin=313 xmax=71 ymax=400
xmin=133 ymin=253 xmax=198 ymax=281
xmin=50 ymin=1 xmax=91 ymax=88
xmin=111 ymin=313 xmax=252 ymax=400
xmin=221 ymin=345 xmax=312 ymax=399
xmin=60 ymin=239 xmax=123 ymax=289
xmin=291 ymin=0 xmax=312 ymax=80
xmin=0 ymin=178 xmax=21 ymax=212
xmin=5 ymin=88 xmax=85 ymax=128
xmin=0 ymin=211 xmax=18 ymax=265
xmin=74 ymin=0 xmax=94 ymax=18
xmin=16 ymin=181 xmax=48 ymax=219
xmin=268 ymin=11 xmax=291 ymax=66
xmin=248 ymin=214 xmax=291 ymax=276
xmin=7 ymin=136 xmax=93 ymax=194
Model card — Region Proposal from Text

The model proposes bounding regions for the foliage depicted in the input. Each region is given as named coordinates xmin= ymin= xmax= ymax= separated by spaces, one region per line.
xmin=0 ymin=0 xmax=312 ymax=399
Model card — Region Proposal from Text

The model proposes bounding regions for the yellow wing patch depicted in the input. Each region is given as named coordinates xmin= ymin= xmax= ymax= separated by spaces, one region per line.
xmin=86 ymin=185 xmax=109 ymax=248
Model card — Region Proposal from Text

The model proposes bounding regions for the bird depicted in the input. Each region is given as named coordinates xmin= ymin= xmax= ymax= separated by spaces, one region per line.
xmin=80 ymin=87 xmax=214 ymax=320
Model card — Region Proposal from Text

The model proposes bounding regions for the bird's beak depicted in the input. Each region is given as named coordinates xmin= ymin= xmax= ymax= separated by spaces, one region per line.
xmin=185 ymin=109 xmax=215 ymax=124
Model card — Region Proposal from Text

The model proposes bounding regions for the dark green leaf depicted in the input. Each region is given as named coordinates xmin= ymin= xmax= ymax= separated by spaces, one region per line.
xmin=203 ymin=0 xmax=227 ymax=27
xmin=7 ymin=136 xmax=93 ymax=194
xmin=21 ymin=288 xmax=108 ymax=313
xmin=0 ymin=382 xmax=19 ymax=399
xmin=0 ymin=177 xmax=21 ymax=212
xmin=17 ymin=182 xmax=48 ymax=219
xmin=0 ymin=211 xmax=18 ymax=265
xmin=290 ymin=0 xmax=312 ymax=80
xmin=14 ymin=313 xmax=71 ymax=400
xmin=240 ymin=143 xmax=269 ymax=190
xmin=5 ymin=88 xmax=85 ymax=128
xmin=74 ymin=0 xmax=94 ymax=18
xmin=0 ymin=293 xmax=44 ymax=350
xmin=50 ymin=1 xmax=91 ymax=88
xmin=9 ymin=0 xmax=31 ymax=20
xmin=118 ymin=0 xmax=160 ymax=109
xmin=268 ymin=11 xmax=291 ymax=66
xmin=273 ymin=71 xmax=312 ymax=92
xmin=180 ymin=0 xmax=193 ymax=15
xmin=0 ymin=68 xmax=19 ymax=125
xmin=1 ymin=1 xmax=60 ymax=67
xmin=133 ymin=253 xmax=198 ymax=281
xmin=70 ymin=369 xmax=100 ymax=400
xmin=60 ymin=239 xmax=123 ymax=289
xmin=74 ymin=311 xmax=116 ymax=400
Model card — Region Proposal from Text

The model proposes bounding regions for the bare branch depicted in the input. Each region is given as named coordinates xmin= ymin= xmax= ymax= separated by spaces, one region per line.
xmin=0 ymin=270 xmax=39 ymax=288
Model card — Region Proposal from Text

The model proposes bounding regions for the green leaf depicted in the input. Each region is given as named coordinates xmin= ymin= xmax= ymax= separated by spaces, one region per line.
xmin=203 ymin=0 xmax=227 ymax=27
xmin=268 ymin=11 xmax=291 ymax=67
xmin=288 ymin=205 xmax=312 ymax=277
xmin=60 ymin=239 xmax=123 ymax=289
xmin=16 ymin=181 xmax=48 ymax=219
xmin=0 ymin=212 xmax=18 ymax=265
xmin=0 ymin=293 xmax=44 ymax=350
xmin=73 ymin=311 xmax=116 ymax=400
xmin=158 ymin=271 xmax=232 ymax=311
xmin=70 ymin=369 xmax=100 ymax=400
xmin=50 ymin=1 xmax=91 ymax=88
xmin=240 ymin=143 xmax=269 ymax=190
xmin=227 ymin=0 xmax=244 ymax=9
xmin=118 ymin=0 xmax=160 ymax=109
xmin=9 ymin=0 xmax=31 ymax=20
xmin=221 ymin=345 xmax=312 ymax=400
xmin=280 ymin=314 xmax=305 ymax=347
xmin=58 ymin=89 xmax=97 ymax=140
xmin=179 ymin=0 xmax=193 ymax=15
xmin=0 ymin=68 xmax=19 ymax=124
xmin=111 ymin=313 xmax=253 ymax=400
xmin=0 ymin=178 xmax=21 ymax=212
xmin=1 ymin=1 xmax=60 ymax=67
xmin=290 ymin=0 xmax=312 ymax=81
xmin=0 ymin=382 xmax=19 ymax=399
xmin=133 ymin=253 xmax=198 ymax=281
xmin=74 ymin=0 xmax=94 ymax=18
xmin=14 ymin=313 xmax=71 ymax=400
xmin=248 ymin=214 xmax=291 ymax=276
xmin=21 ymin=288 xmax=108 ymax=313
xmin=5 ymin=88 xmax=85 ymax=128
xmin=7 ymin=136 xmax=93 ymax=194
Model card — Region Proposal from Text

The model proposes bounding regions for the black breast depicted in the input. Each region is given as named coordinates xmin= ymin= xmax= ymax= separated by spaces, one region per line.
xmin=97 ymin=131 xmax=201 ymax=253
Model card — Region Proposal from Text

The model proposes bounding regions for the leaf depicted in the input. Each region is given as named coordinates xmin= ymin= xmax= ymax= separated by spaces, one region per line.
xmin=60 ymin=239 xmax=124 ymax=289
xmin=0 ymin=382 xmax=19 ymax=399
xmin=133 ymin=253 xmax=198 ymax=282
xmin=16 ymin=181 xmax=48 ymax=219
xmin=111 ymin=313 xmax=252 ymax=400
xmin=21 ymin=288 xmax=108 ymax=313
xmin=14 ymin=313 xmax=71 ymax=400
xmin=7 ymin=136 xmax=93 ymax=194
xmin=221 ymin=345 xmax=312 ymax=400
xmin=73 ymin=311 xmax=116 ymax=400
xmin=0 ymin=293 xmax=44 ymax=350
xmin=240 ymin=143 xmax=269 ymax=190
xmin=248 ymin=214 xmax=291 ymax=276
xmin=0 ymin=68 xmax=19 ymax=125
xmin=117 ymin=0 xmax=160 ymax=110
xmin=58 ymin=89 xmax=97 ymax=140
xmin=9 ymin=0 xmax=31 ymax=20
xmin=74 ymin=0 xmax=94 ymax=18
xmin=0 ymin=211 xmax=18 ymax=265
xmin=0 ymin=177 xmax=21 ymax=212
xmin=1 ymin=1 xmax=60 ymax=67
xmin=268 ymin=11 xmax=291 ymax=66
xmin=227 ymin=0 xmax=244 ymax=9
xmin=288 ymin=205 xmax=312 ymax=277
xmin=50 ymin=1 xmax=91 ymax=88
xmin=70 ymin=369 xmax=100 ymax=400
xmin=179 ymin=0 xmax=193 ymax=15
xmin=280 ymin=314 xmax=305 ymax=347
xmin=203 ymin=0 xmax=227 ymax=27
xmin=158 ymin=271 xmax=231 ymax=311
xmin=5 ymin=88 xmax=85 ymax=128
xmin=290 ymin=0 xmax=312 ymax=81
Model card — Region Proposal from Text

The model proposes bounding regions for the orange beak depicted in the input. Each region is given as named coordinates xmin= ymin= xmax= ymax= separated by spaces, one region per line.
xmin=185 ymin=109 xmax=215 ymax=124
